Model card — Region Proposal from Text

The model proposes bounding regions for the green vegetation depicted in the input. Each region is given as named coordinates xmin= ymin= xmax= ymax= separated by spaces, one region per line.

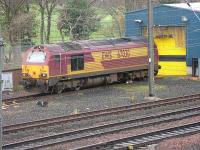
xmin=0 ymin=0 xmax=124 ymax=64
xmin=58 ymin=0 xmax=101 ymax=40
xmin=90 ymin=15 xmax=113 ymax=39
xmin=33 ymin=7 xmax=113 ymax=44
xmin=33 ymin=8 xmax=65 ymax=44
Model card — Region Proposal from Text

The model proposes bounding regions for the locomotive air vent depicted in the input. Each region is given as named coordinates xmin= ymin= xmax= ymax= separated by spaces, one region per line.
xmin=34 ymin=45 xmax=44 ymax=49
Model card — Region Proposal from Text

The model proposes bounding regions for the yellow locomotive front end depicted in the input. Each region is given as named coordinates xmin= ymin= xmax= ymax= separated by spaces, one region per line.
xmin=21 ymin=46 xmax=49 ymax=90
xmin=22 ymin=65 xmax=49 ymax=80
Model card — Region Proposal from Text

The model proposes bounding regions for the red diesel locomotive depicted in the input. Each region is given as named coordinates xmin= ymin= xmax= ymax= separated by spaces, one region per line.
xmin=21 ymin=37 xmax=159 ymax=93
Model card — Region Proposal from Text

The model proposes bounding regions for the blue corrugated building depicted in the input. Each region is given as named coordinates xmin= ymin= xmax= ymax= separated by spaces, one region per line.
xmin=125 ymin=3 xmax=200 ymax=75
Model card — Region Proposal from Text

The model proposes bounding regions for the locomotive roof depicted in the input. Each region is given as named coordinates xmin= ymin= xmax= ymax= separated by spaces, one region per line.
xmin=58 ymin=37 xmax=147 ymax=51
xmin=33 ymin=44 xmax=63 ymax=52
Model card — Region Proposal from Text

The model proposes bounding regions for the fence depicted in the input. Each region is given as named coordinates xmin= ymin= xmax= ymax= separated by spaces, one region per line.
xmin=3 ymin=42 xmax=33 ymax=70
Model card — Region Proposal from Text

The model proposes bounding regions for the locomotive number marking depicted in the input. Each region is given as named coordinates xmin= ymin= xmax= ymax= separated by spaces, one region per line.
xmin=118 ymin=49 xmax=130 ymax=58
xmin=102 ymin=51 xmax=112 ymax=60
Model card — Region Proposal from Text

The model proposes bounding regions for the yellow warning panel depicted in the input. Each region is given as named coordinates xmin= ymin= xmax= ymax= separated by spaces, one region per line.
xmin=155 ymin=38 xmax=186 ymax=56
xmin=155 ymin=37 xmax=186 ymax=76
xmin=143 ymin=26 xmax=186 ymax=48
xmin=158 ymin=61 xmax=187 ymax=76
xmin=155 ymin=37 xmax=176 ymax=48
xmin=143 ymin=26 xmax=187 ymax=75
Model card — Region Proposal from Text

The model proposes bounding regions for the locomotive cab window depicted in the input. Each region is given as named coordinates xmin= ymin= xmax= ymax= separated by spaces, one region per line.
xmin=54 ymin=55 xmax=61 ymax=63
xmin=71 ymin=54 xmax=84 ymax=71
xmin=27 ymin=51 xmax=46 ymax=63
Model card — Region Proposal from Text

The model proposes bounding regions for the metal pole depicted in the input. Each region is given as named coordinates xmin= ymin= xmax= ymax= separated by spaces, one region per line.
xmin=198 ymin=58 xmax=200 ymax=77
xmin=0 ymin=29 xmax=3 ymax=150
xmin=148 ymin=0 xmax=155 ymax=96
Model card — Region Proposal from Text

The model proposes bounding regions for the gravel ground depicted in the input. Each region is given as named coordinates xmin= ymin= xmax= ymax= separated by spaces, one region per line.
xmin=2 ymin=76 xmax=200 ymax=125
xmin=156 ymin=133 xmax=200 ymax=150
xmin=2 ymin=90 xmax=39 ymax=100
xmin=4 ymin=102 xmax=200 ymax=145
xmin=3 ymin=76 xmax=200 ymax=150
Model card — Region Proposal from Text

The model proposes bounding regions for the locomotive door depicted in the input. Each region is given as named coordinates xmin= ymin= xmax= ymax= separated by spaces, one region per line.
xmin=51 ymin=53 xmax=66 ymax=76
xmin=60 ymin=53 xmax=66 ymax=74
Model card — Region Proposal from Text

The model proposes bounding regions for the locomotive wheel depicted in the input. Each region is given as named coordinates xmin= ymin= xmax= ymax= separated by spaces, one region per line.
xmin=41 ymin=85 xmax=52 ymax=93
xmin=74 ymin=86 xmax=81 ymax=91
xmin=144 ymin=76 xmax=148 ymax=81
xmin=55 ymin=85 xmax=64 ymax=94
xmin=24 ymin=85 xmax=33 ymax=92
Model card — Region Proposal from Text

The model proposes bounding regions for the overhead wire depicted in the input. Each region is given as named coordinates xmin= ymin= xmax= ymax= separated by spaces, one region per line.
xmin=184 ymin=0 xmax=200 ymax=22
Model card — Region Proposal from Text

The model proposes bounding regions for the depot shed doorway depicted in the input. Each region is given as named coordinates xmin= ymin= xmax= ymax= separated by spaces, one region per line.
xmin=143 ymin=26 xmax=187 ymax=75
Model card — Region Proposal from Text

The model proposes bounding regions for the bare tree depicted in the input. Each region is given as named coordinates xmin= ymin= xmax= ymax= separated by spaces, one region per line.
xmin=36 ymin=0 xmax=57 ymax=44
xmin=37 ymin=0 xmax=45 ymax=44
xmin=0 ymin=0 xmax=25 ymax=44
xmin=125 ymin=0 xmax=136 ymax=11
xmin=57 ymin=0 xmax=100 ymax=41
xmin=45 ymin=0 xmax=57 ymax=44
xmin=0 ymin=0 xmax=35 ymax=62
xmin=57 ymin=6 xmax=83 ymax=41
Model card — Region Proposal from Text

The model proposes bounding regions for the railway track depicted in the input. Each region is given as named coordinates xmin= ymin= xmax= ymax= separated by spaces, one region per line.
xmin=2 ymin=93 xmax=45 ymax=104
xmin=4 ymin=93 xmax=200 ymax=134
xmin=3 ymin=101 xmax=200 ymax=149
xmin=75 ymin=121 xmax=200 ymax=150
xmin=2 ymin=90 xmax=80 ymax=106
xmin=2 ymin=89 xmax=85 ymax=105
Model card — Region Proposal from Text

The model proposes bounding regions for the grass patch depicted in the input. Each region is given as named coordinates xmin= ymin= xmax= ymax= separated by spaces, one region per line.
xmin=90 ymin=14 xmax=113 ymax=39
xmin=113 ymin=82 xmax=166 ymax=93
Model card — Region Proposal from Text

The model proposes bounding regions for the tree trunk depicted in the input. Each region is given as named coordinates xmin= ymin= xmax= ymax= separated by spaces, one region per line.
xmin=69 ymin=28 xmax=74 ymax=40
xmin=46 ymin=15 xmax=51 ymax=44
xmin=13 ymin=43 xmax=22 ymax=66
xmin=125 ymin=0 xmax=136 ymax=12
xmin=45 ymin=1 xmax=56 ymax=44
xmin=59 ymin=29 xmax=64 ymax=43
xmin=25 ymin=1 xmax=30 ymax=12
xmin=40 ymin=8 xmax=45 ymax=44
xmin=8 ymin=29 xmax=13 ymax=61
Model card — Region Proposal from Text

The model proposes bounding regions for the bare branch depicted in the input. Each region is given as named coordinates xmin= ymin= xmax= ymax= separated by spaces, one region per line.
xmin=71 ymin=15 xmax=82 ymax=32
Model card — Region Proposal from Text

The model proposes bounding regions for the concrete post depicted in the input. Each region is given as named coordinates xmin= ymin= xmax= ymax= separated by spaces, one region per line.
xmin=148 ymin=0 xmax=155 ymax=96
xmin=0 ymin=30 xmax=3 ymax=150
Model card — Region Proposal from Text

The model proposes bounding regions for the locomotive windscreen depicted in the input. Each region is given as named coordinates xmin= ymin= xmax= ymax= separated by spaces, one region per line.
xmin=27 ymin=51 xmax=46 ymax=63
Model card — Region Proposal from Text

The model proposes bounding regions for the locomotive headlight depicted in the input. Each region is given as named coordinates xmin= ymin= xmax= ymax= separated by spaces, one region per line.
xmin=22 ymin=73 xmax=28 ymax=77
xmin=40 ymin=73 xmax=47 ymax=77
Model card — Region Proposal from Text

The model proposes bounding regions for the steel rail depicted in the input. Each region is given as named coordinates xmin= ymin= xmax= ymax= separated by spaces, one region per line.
xmin=3 ymin=104 xmax=200 ymax=149
xmin=4 ymin=93 xmax=200 ymax=134
xmin=74 ymin=121 xmax=200 ymax=150
xmin=2 ymin=93 xmax=45 ymax=104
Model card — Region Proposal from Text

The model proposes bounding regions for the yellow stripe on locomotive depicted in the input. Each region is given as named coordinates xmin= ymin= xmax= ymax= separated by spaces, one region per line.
xmin=68 ymin=47 xmax=148 ymax=76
